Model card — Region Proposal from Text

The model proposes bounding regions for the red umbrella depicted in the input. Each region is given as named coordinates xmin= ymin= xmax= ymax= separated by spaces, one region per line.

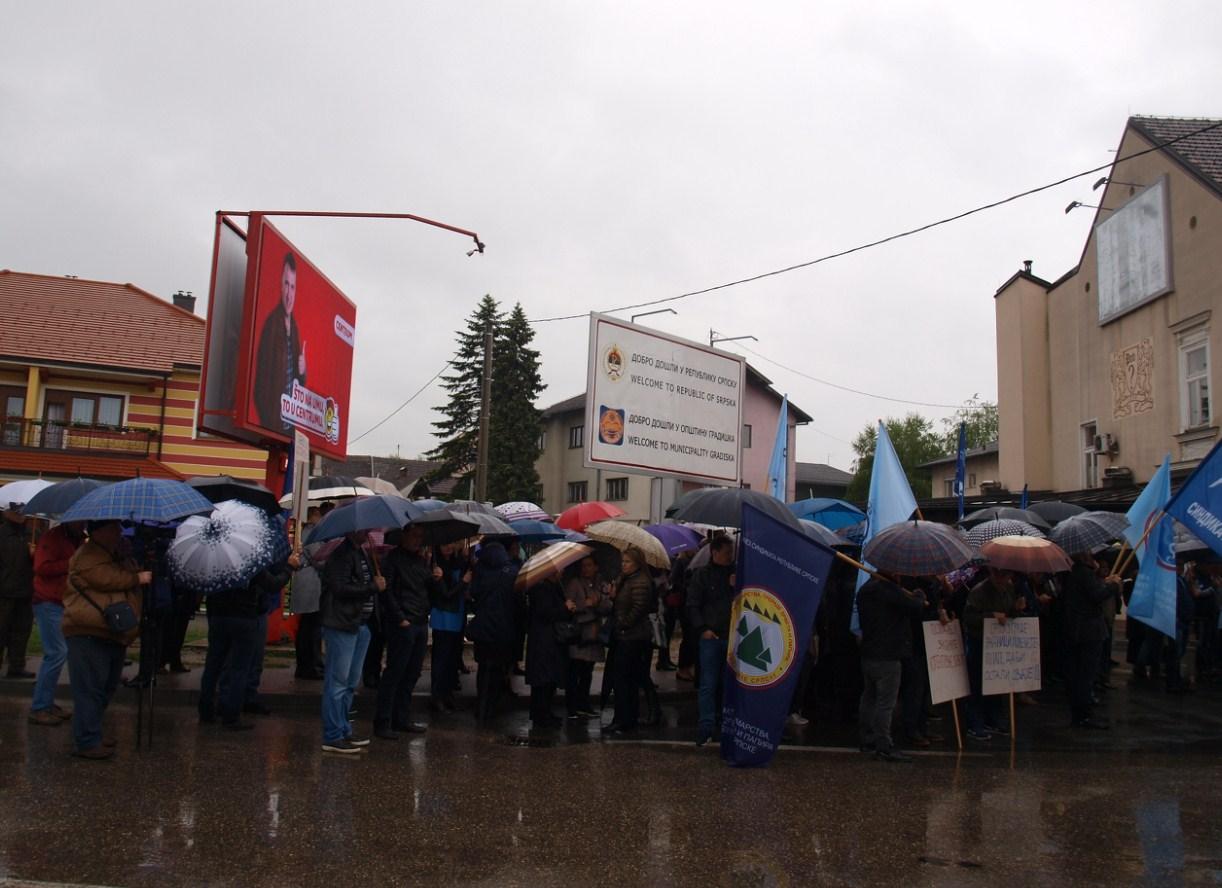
xmin=555 ymin=501 xmax=626 ymax=531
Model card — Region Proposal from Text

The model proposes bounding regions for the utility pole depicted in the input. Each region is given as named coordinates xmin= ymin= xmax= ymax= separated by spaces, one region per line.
xmin=474 ymin=323 xmax=494 ymax=502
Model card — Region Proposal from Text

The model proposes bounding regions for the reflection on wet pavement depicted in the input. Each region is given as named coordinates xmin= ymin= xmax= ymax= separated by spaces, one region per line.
xmin=1 ymin=697 xmax=1221 ymax=887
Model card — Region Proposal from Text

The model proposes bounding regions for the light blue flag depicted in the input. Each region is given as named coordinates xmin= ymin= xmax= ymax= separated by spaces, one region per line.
xmin=767 ymin=396 xmax=788 ymax=501
xmin=851 ymin=421 xmax=918 ymax=632
xmin=1125 ymin=455 xmax=1176 ymax=638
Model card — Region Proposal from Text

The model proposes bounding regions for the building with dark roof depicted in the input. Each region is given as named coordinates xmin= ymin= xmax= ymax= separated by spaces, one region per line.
xmin=793 ymin=461 xmax=853 ymax=500
xmin=919 ymin=440 xmax=1000 ymax=499
xmin=0 ymin=270 xmax=266 ymax=483
xmin=994 ymin=116 xmax=1222 ymax=495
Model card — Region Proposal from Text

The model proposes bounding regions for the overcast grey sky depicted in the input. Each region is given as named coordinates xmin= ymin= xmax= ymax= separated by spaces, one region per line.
xmin=4 ymin=2 xmax=1219 ymax=472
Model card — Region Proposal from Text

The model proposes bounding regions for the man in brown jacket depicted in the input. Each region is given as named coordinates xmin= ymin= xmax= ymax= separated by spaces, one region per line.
xmin=63 ymin=521 xmax=150 ymax=759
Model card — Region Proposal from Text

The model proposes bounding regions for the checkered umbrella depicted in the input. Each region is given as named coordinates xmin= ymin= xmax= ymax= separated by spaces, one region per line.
xmin=495 ymin=501 xmax=551 ymax=523
xmin=515 ymin=541 xmax=593 ymax=590
xmin=965 ymin=519 xmax=1045 ymax=549
xmin=979 ymin=535 xmax=1072 ymax=574
xmin=862 ymin=520 xmax=975 ymax=577
xmin=1048 ymin=512 xmax=1129 ymax=555
xmin=60 ymin=478 xmax=215 ymax=524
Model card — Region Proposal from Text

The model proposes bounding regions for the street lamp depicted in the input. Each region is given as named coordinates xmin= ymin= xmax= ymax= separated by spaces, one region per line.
xmin=631 ymin=308 xmax=678 ymax=324
xmin=710 ymin=329 xmax=758 ymax=347
xmin=1092 ymin=176 xmax=1144 ymax=191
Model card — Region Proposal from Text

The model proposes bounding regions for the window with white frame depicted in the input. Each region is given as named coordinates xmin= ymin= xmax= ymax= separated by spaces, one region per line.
xmin=568 ymin=425 xmax=584 ymax=449
xmin=1082 ymin=422 xmax=1098 ymax=489
xmin=1180 ymin=330 xmax=1211 ymax=430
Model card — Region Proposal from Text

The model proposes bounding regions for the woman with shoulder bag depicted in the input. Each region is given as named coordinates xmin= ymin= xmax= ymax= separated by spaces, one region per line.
xmin=604 ymin=546 xmax=655 ymax=735
xmin=62 ymin=520 xmax=150 ymax=759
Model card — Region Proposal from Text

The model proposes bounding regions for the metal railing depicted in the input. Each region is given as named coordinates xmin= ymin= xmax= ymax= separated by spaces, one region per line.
xmin=0 ymin=417 xmax=156 ymax=457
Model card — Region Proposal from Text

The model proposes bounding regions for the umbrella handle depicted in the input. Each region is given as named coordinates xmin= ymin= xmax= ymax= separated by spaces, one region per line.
xmin=367 ymin=543 xmax=383 ymax=578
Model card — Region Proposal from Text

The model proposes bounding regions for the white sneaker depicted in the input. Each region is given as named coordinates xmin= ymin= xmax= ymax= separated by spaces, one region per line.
xmin=786 ymin=713 xmax=810 ymax=726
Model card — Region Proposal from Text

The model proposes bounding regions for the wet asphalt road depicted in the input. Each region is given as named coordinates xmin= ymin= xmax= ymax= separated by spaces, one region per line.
xmin=2 ymin=690 xmax=1222 ymax=888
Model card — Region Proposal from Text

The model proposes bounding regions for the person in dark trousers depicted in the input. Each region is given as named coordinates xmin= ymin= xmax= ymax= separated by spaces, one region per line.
xmin=319 ymin=531 xmax=383 ymax=755
xmin=1062 ymin=551 xmax=1120 ymax=727
xmin=62 ymin=520 xmax=149 ymax=759
xmin=0 ymin=507 xmax=36 ymax=678
xmin=199 ymin=563 xmax=290 ymax=731
xmin=686 ymin=536 xmax=736 ymax=745
xmin=671 ymin=551 xmax=697 ymax=682
xmin=604 ymin=546 xmax=655 ymax=736
xmin=374 ymin=526 xmax=440 ymax=739
xmin=429 ymin=542 xmax=468 ymax=712
xmin=900 ymin=577 xmax=943 ymax=747
xmin=526 ymin=574 xmax=572 ymax=728
xmin=563 ymin=555 xmax=613 ymax=718
xmin=857 ymin=570 xmax=926 ymax=762
xmin=292 ymin=540 xmax=326 ymax=679
xmin=466 ymin=543 xmax=523 ymax=727
xmin=962 ymin=567 xmax=1023 ymax=741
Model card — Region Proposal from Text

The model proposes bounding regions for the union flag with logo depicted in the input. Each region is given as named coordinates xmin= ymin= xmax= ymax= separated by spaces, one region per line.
xmin=721 ymin=503 xmax=836 ymax=767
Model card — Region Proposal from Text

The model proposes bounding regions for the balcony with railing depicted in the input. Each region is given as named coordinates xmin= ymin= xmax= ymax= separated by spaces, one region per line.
xmin=0 ymin=416 xmax=156 ymax=457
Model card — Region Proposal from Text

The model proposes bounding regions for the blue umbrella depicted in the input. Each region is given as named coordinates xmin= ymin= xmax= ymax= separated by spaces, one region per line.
xmin=22 ymin=478 xmax=107 ymax=519
xmin=409 ymin=498 xmax=452 ymax=512
xmin=306 ymin=494 xmax=428 ymax=544
xmin=508 ymin=519 xmax=566 ymax=543
xmin=60 ymin=478 xmax=214 ymax=525
xmin=643 ymin=523 xmax=703 ymax=556
xmin=787 ymin=497 xmax=865 ymax=531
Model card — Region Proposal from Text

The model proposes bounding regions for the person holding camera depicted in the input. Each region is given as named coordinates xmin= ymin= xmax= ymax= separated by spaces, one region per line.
xmin=62 ymin=520 xmax=150 ymax=760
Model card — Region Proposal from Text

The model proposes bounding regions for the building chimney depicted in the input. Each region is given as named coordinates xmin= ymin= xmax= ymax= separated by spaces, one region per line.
xmin=1022 ymin=260 xmax=1033 ymax=274
xmin=173 ymin=290 xmax=196 ymax=313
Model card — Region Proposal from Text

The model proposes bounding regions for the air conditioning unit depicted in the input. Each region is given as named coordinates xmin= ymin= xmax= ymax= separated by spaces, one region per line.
xmin=1095 ymin=433 xmax=1119 ymax=455
xmin=979 ymin=480 xmax=1003 ymax=494
xmin=1103 ymin=466 xmax=1133 ymax=487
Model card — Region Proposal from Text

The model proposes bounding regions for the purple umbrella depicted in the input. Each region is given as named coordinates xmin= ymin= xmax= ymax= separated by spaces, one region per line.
xmin=643 ymin=523 xmax=703 ymax=556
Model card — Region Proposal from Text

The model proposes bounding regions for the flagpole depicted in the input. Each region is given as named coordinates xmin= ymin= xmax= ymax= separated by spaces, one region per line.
xmin=951 ymin=699 xmax=963 ymax=750
xmin=1113 ymin=510 xmax=1163 ymax=578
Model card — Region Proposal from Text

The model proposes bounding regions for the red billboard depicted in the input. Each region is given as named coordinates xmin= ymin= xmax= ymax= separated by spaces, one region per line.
xmin=236 ymin=218 xmax=357 ymax=459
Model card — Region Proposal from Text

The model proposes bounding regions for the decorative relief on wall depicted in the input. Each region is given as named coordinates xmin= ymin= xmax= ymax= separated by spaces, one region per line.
xmin=1111 ymin=338 xmax=1154 ymax=419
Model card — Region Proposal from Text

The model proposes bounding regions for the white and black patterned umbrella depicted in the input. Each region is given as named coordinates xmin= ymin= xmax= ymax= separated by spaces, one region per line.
xmin=965 ymin=519 xmax=1045 ymax=549
xmin=169 ymin=500 xmax=280 ymax=595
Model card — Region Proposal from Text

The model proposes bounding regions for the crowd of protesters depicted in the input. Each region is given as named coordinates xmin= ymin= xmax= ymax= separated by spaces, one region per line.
xmin=2 ymin=500 xmax=1220 ymax=761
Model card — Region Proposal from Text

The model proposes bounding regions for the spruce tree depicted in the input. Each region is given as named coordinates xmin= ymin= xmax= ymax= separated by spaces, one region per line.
xmin=427 ymin=295 xmax=504 ymax=498
xmin=487 ymin=302 xmax=545 ymax=504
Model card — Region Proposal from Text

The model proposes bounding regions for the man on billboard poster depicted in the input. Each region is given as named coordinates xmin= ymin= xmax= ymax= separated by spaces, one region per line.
xmin=253 ymin=251 xmax=307 ymax=431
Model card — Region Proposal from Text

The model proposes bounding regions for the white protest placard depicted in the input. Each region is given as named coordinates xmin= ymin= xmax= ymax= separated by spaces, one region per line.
xmin=982 ymin=616 xmax=1041 ymax=696
xmin=922 ymin=619 xmax=970 ymax=705
xmin=585 ymin=312 xmax=745 ymax=485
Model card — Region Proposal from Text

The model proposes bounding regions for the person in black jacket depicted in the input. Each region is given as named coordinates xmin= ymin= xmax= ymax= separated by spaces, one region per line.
xmin=857 ymin=571 xmax=925 ymax=762
xmin=320 ymin=531 xmax=384 ymax=754
xmin=526 ymin=574 xmax=573 ymax=728
xmin=685 ymin=536 xmax=735 ymax=745
xmin=374 ymin=526 xmax=441 ymax=740
xmin=466 ymin=542 xmax=523 ymax=727
xmin=199 ymin=563 xmax=290 ymax=731
xmin=1062 ymin=552 xmax=1120 ymax=728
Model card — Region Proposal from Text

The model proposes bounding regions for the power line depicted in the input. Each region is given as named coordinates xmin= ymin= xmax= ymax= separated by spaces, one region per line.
xmin=528 ymin=120 xmax=1222 ymax=323
xmin=347 ymin=361 xmax=452 ymax=446
xmin=727 ymin=341 xmax=986 ymax=411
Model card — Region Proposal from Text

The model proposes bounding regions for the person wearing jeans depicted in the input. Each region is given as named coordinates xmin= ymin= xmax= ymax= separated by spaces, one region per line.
xmin=29 ymin=522 xmax=83 ymax=725
xmin=686 ymin=536 xmax=736 ymax=745
xmin=320 ymin=531 xmax=382 ymax=754
xmin=61 ymin=520 xmax=149 ymax=759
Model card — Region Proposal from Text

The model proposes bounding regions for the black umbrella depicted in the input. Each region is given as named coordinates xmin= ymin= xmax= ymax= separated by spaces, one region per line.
xmin=1027 ymin=500 xmax=1087 ymax=525
xmin=186 ymin=475 xmax=281 ymax=515
xmin=959 ymin=506 xmax=1052 ymax=533
xmin=414 ymin=511 xmax=483 ymax=545
xmin=667 ymin=487 xmax=801 ymax=530
xmin=447 ymin=500 xmax=500 ymax=517
xmin=22 ymin=478 xmax=107 ymax=519
xmin=444 ymin=509 xmax=516 ymax=537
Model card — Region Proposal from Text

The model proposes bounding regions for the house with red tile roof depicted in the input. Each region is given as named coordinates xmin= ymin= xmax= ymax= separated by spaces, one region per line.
xmin=0 ymin=270 xmax=267 ymax=484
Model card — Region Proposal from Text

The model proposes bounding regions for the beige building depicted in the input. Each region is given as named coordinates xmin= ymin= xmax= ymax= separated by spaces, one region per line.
xmin=922 ymin=441 xmax=1001 ymax=499
xmin=536 ymin=366 xmax=810 ymax=522
xmin=996 ymin=116 xmax=1221 ymax=493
